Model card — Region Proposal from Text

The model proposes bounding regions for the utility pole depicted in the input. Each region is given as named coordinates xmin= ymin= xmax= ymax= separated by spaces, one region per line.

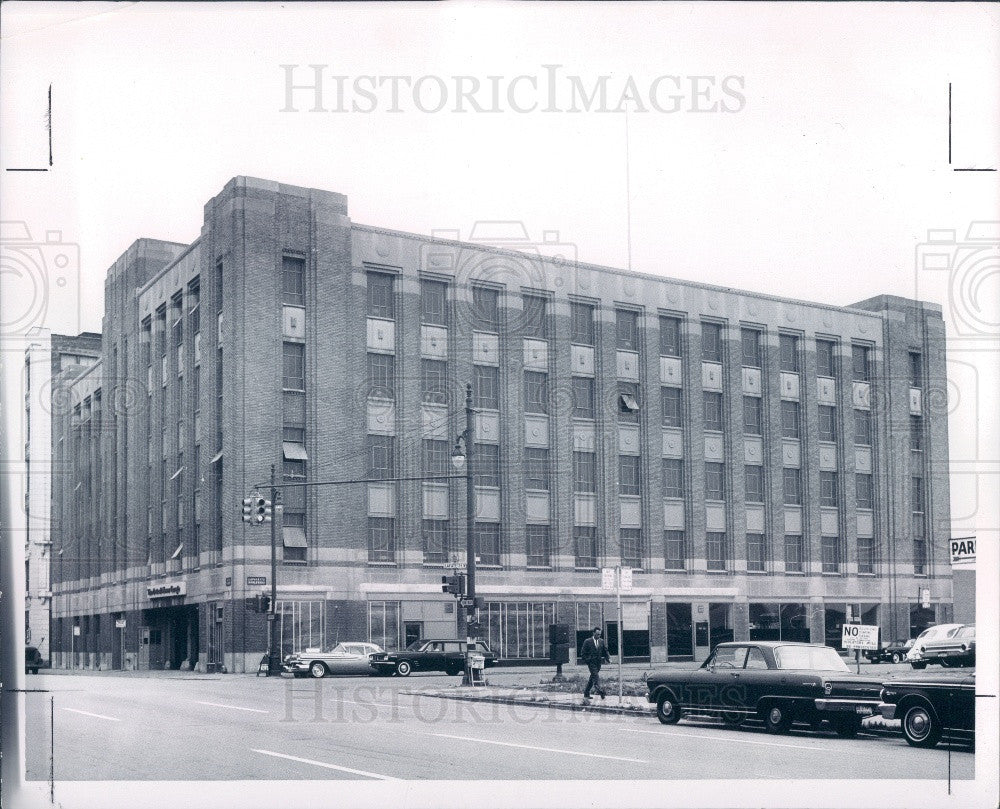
xmin=463 ymin=383 xmax=477 ymax=684
xmin=267 ymin=463 xmax=280 ymax=676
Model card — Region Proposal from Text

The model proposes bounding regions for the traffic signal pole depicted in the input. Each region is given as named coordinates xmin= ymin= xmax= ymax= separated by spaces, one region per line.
xmin=267 ymin=463 xmax=280 ymax=676
xmin=463 ymin=383 xmax=477 ymax=686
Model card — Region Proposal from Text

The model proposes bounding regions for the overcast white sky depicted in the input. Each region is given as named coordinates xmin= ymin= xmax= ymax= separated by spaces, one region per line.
xmin=1 ymin=2 xmax=998 ymax=802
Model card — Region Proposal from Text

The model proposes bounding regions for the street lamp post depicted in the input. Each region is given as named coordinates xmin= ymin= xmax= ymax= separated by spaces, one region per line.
xmin=267 ymin=464 xmax=281 ymax=676
xmin=451 ymin=383 xmax=477 ymax=684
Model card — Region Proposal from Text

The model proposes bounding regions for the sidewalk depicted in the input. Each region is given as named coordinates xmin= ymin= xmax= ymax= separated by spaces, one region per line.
xmin=406 ymin=683 xmax=653 ymax=716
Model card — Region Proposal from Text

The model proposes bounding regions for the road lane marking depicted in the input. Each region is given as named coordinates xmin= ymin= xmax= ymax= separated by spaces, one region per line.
xmin=60 ymin=708 xmax=119 ymax=722
xmin=431 ymin=733 xmax=648 ymax=763
xmin=618 ymin=727 xmax=823 ymax=750
xmin=194 ymin=700 xmax=269 ymax=714
xmin=252 ymin=749 xmax=397 ymax=780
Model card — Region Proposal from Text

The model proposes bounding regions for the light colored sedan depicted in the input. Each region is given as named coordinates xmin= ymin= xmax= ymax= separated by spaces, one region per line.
xmin=283 ymin=642 xmax=384 ymax=678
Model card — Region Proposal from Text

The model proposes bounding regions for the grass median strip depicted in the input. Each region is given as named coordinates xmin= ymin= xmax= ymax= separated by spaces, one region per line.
xmin=431 ymin=732 xmax=648 ymax=763
xmin=252 ymin=748 xmax=398 ymax=780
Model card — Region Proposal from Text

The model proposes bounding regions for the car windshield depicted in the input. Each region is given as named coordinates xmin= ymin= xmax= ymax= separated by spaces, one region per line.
xmin=773 ymin=645 xmax=850 ymax=672
xmin=955 ymin=626 xmax=975 ymax=638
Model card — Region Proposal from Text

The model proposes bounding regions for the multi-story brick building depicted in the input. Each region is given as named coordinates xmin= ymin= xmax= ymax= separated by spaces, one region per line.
xmin=23 ymin=328 xmax=102 ymax=662
xmin=47 ymin=177 xmax=954 ymax=672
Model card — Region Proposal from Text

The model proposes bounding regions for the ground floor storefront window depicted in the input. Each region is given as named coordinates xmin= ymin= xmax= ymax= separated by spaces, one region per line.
xmin=482 ymin=601 xmax=555 ymax=659
xmin=749 ymin=602 xmax=809 ymax=642
xmin=276 ymin=600 xmax=325 ymax=657
xmin=368 ymin=600 xmax=402 ymax=651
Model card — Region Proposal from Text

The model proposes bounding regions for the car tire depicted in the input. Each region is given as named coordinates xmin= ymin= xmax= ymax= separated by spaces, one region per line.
xmin=309 ymin=661 xmax=327 ymax=679
xmin=396 ymin=660 xmax=412 ymax=677
xmin=940 ymin=660 xmax=952 ymax=668
xmin=901 ymin=703 xmax=941 ymax=749
xmin=910 ymin=661 xmax=927 ymax=670
xmin=656 ymin=693 xmax=681 ymax=725
xmin=446 ymin=664 xmax=462 ymax=677
xmin=763 ymin=703 xmax=794 ymax=734
xmin=891 ymin=652 xmax=903 ymax=664
xmin=834 ymin=716 xmax=862 ymax=738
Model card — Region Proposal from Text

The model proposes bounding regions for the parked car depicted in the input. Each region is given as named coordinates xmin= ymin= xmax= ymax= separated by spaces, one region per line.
xmin=25 ymin=646 xmax=45 ymax=674
xmin=863 ymin=638 xmax=914 ymax=664
xmin=646 ymin=641 xmax=883 ymax=737
xmin=920 ymin=625 xmax=975 ymax=668
xmin=370 ymin=639 xmax=497 ymax=676
xmin=878 ymin=669 xmax=975 ymax=748
xmin=905 ymin=624 xmax=965 ymax=669
xmin=282 ymin=642 xmax=384 ymax=678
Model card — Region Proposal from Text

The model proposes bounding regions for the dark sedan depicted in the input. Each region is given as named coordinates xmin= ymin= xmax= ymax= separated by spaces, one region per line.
xmin=370 ymin=639 xmax=497 ymax=676
xmin=863 ymin=638 xmax=914 ymax=664
xmin=878 ymin=670 xmax=975 ymax=748
xmin=646 ymin=641 xmax=883 ymax=737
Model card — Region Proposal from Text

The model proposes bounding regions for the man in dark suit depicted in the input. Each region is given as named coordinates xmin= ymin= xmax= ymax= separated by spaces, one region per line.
xmin=580 ymin=626 xmax=610 ymax=701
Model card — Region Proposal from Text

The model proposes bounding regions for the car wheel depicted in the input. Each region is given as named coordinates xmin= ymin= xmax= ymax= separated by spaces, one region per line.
xmin=656 ymin=693 xmax=681 ymax=725
xmin=763 ymin=704 xmax=794 ymax=734
xmin=446 ymin=664 xmax=462 ymax=676
xmin=834 ymin=716 xmax=861 ymax=738
xmin=396 ymin=660 xmax=412 ymax=677
xmin=902 ymin=703 xmax=941 ymax=748
xmin=891 ymin=652 xmax=903 ymax=664
xmin=309 ymin=661 xmax=327 ymax=679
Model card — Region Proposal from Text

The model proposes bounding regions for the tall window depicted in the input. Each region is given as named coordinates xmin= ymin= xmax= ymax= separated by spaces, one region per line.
xmin=747 ymin=533 xmax=766 ymax=572
xmin=858 ymin=537 xmax=876 ymax=575
xmin=524 ymin=448 xmax=550 ymax=490
xmin=659 ymin=316 xmax=682 ymax=357
xmin=420 ymin=279 xmax=448 ymax=325
xmin=779 ymin=334 xmax=800 ymax=372
xmin=913 ymin=520 xmax=927 ymax=576
xmin=816 ymin=339 xmax=836 ymax=377
xmin=783 ymin=468 xmax=801 ymax=505
xmin=706 ymin=533 xmax=727 ymax=571
xmin=854 ymin=409 xmax=872 ymax=445
xmin=852 ymin=344 xmax=871 ymax=382
xmin=474 ymin=365 xmax=499 ymax=409
xmin=367 ymin=272 xmax=395 ymax=319
xmin=785 ymin=534 xmax=804 ymax=573
xmin=820 ymin=472 xmax=838 ymax=507
xmin=620 ymin=529 xmax=643 ymax=569
xmin=283 ymin=342 xmax=305 ymax=391
xmin=422 ymin=439 xmax=449 ymax=479
xmin=421 ymin=359 xmax=448 ymax=404
xmin=910 ymin=415 xmax=923 ymax=451
xmin=818 ymin=405 xmax=837 ymax=442
xmin=283 ymin=458 xmax=307 ymax=562
xmin=661 ymin=387 xmax=682 ymax=427
xmin=571 ymin=302 xmax=595 ymax=345
xmin=475 ymin=523 xmax=501 ymax=566
xmin=282 ymin=255 xmax=305 ymax=306
xmin=781 ymin=401 xmax=800 ymax=439
xmin=619 ymin=382 xmax=640 ymax=423
xmin=619 ymin=455 xmax=641 ymax=496
xmin=522 ymin=293 xmax=548 ymax=339
xmin=572 ymin=377 xmax=595 ymax=419
xmin=745 ymin=465 xmax=764 ymax=503
xmin=526 ymin=525 xmax=551 ymax=567
xmin=664 ymin=531 xmax=685 ymax=571
xmin=663 ymin=459 xmax=684 ymax=498
xmin=911 ymin=477 xmax=925 ymax=513
xmin=616 ymin=309 xmax=639 ymax=351
xmin=475 ymin=444 xmax=501 ymax=487
xmin=368 ymin=517 xmax=395 ymax=563
xmin=473 ymin=286 xmax=500 ymax=332
xmin=703 ymin=392 xmax=723 ymax=431
xmin=856 ymin=473 xmax=873 ymax=509
xmin=702 ymin=322 xmax=723 ymax=362
xmin=422 ymin=520 xmax=449 ymax=564
xmin=367 ymin=353 xmax=395 ymax=399
xmin=366 ymin=435 xmax=395 ymax=480
xmin=821 ymin=536 xmax=841 ymax=573
xmin=909 ymin=352 xmax=922 ymax=388
xmin=574 ymin=452 xmax=596 ymax=492
xmin=706 ymin=462 xmax=725 ymax=500
xmin=741 ymin=328 xmax=762 ymax=368
xmin=524 ymin=371 xmax=549 ymax=414
xmin=575 ymin=527 xmax=597 ymax=569
xmin=743 ymin=396 xmax=762 ymax=435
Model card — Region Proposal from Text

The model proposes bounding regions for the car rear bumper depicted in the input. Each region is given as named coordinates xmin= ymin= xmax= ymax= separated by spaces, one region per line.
xmin=814 ymin=698 xmax=879 ymax=715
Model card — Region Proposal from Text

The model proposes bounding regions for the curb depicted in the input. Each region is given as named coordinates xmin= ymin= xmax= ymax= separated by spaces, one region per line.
xmin=404 ymin=689 xmax=653 ymax=716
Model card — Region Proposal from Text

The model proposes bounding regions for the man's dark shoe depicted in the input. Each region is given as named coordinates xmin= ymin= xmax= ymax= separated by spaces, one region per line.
xmin=598 ymin=690 xmax=607 ymax=700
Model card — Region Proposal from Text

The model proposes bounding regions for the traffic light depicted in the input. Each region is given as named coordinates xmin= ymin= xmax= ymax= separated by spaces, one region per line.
xmin=254 ymin=496 xmax=272 ymax=524
xmin=242 ymin=497 xmax=254 ymax=523
xmin=441 ymin=574 xmax=464 ymax=595
xmin=260 ymin=594 xmax=271 ymax=613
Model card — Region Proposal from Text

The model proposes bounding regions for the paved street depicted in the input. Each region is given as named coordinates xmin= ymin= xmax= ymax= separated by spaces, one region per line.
xmin=22 ymin=667 xmax=973 ymax=783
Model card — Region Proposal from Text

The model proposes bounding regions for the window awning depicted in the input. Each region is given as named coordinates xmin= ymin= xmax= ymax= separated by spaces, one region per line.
xmin=170 ymin=466 xmax=184 ymax=481
xmin=209 ymin=450 xmax=223 ymax=464
xmin=282 ymin=527 xmax=308 ymax=548
xmin=620 ymin=394 xmax=640 ymax=412
xmin=282 ymin=442 xmax=308 ymax=461
xmin=170 ymin=543 xmax=183 ymax=559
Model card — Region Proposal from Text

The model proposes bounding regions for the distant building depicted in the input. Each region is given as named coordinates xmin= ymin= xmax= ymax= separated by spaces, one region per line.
xmin=46 ymin=177 xmax=954 ymax=672
xmin=23 ymin=328 xmax=101 ymax=661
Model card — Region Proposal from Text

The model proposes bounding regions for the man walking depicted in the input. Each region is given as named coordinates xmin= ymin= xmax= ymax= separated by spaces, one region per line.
xmin=580 ymin=626 xmax=610 ymax=701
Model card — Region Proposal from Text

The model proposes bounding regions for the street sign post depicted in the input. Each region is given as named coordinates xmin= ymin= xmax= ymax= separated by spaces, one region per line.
xmin=601 ymin=567 xmax=630 ymax=705
xmin=842 ymin=624 xmax=879 ymax=673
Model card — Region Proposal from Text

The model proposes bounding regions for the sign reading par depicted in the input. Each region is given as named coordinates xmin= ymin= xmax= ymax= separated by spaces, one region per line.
xmin=841 ymin=624 xmax=880 ymax=650
xmin=950 ymin=537 xmax=975 ymax=567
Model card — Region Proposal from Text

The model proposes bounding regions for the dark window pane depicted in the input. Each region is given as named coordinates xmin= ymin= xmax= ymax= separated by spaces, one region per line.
xmin=366 ymin=435 xmax=395 ymax=479
xmin=524 ymin=371 xmax=549 ymax=414
xmin=706 ymin=533 xmax=727 ymax=571
xmin=619 ymin=382 xmax=639 ymax=423
xmin=706 ymin=462 xmax=725 ymax=500
xmin=818 ymin=405 xmax=837 ymax=442
xmin=856 ymin=473 xmax=873 ymax=509
xmin=474 ymin=365 xmax=500 ymax=409
xmin=854 ymin=409 xmax=872 ymax=445
xmin=820 ymin=471 xmax=838 ymax=507
xmin=779 ymin=334 xmax=800 ymax=372
xmin=421 ymin=279 xmax=448 ymax=325
xmin=574 ymin=452 xmax=596 ymax=493
xmin=745 ymin=465 xmax=764 ymax=502
xmin=475 ymin=523 xmax=501 ymax=566
xmin=664 ymin=531 xmax=685 ymax=570
xmin=747 ymin=533 xmax=766 ymax=572
xmin=571 ymin=302 xmax=595 ymax=345
xmin=422 ymin=359 xmax=448 ymax=404
xmin=659 ymin=316 xmax=682 ymax=357
xmin=785 ymin=535 xmax=803 ymax=572
xmin=422 ymin=520 xmax=449 ymax=564
xmin=662 ymin=387 xmax=682 ymax=427
xmin=781 ymin=401 xmax=800 ymax=439
xmin=524 ymin=448 xmax=550 ymax=490
xmin=526 ymin=525 xmax=551 ymax=567
xmin=619 ymin=455 xmax=641 ymax=496
xmin=702 ymin=322 xmax=723 ymax=362
xmin=663 ymin=459 xmax=683 ymax=498
xmin=522 ymin=294 xmax=548 ymax=339
xmin=368 ymin=517 xmax=395 ymax=562
xmin=821 ymin=536 xmax=841 ymax=573
xmin=620 ymin=529 xmax=643 ymax=569
xmin=367 ymin=272 xmax=395 ymax=319
xmin=911 ymin=477 xmax=924 ymax=512
xmin=282 ymin=255 xmax=305 ymax=306
xmin=741 ymin=328 xmax=761 ymax=368
xmin=423 ymin=439 xmax=449 ymax=478
xmin=575 ymin=527 xmax=597 ymax=568
xmin=704 ymin=392 xmax=723 ymax=431
xmin=783 ymin=468 xmax=801 ymax=505
xmin=616 ymin=310 xmax=639 ymax=351
xmin=572 ymin=377 xmax=595 ymax=419
xmin=816 ymin=339 xmax=836 ymax=377
xmin=743 ymin=396 xmax=762 ymax=435
xmin=475 ymin=444 xmax=500 ymax=487
xmin=909 ymin=352 xmax=922 ymax=388
xmin=367 ymin=353 xmax=395 ymax=399
xmin=852 ymin=344 xmax=871 ymax=381
xmin=473 ymin=287 xmax=500 ymax=332
xmin=910 ymin=415 xmax=923 ymax=451
xmin=283 ymin=342 xmax=305 ymax=391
